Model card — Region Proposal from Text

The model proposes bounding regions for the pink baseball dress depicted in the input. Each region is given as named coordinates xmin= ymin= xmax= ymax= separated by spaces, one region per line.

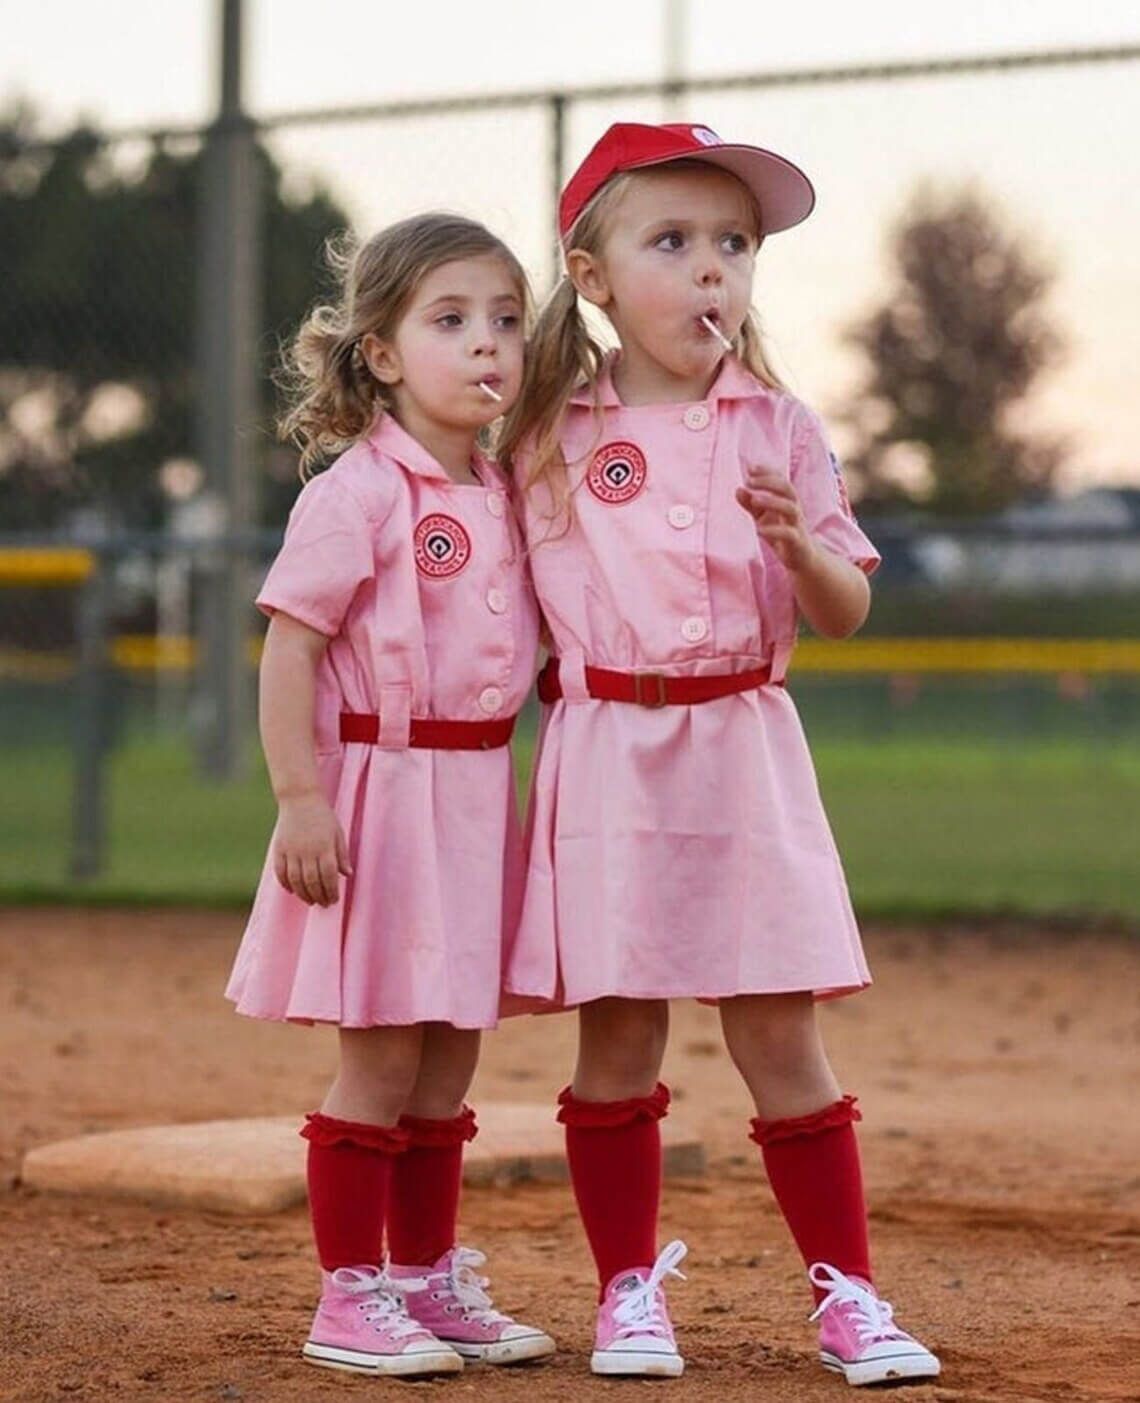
xmin=226 ymin=413 xmax=539 ymax=1029
xmin=503 ymin=356 xmax=878 ymax=1010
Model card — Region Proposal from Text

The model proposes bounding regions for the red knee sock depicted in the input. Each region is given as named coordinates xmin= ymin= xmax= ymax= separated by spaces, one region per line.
xmin=300 ymin=1112 xmax=409 ymax=1271
xmin=558 ymin=1082 xmax=670 ymax=1299
xmin=750 ymin=1094 xmax=872 ymax=1303
xmin=386 ymin=1106 xmax=478 ymax=1266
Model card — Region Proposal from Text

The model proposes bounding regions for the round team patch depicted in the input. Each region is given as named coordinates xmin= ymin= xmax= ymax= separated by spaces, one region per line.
xmin=414 ymin=514 xmax=471 ymax=579
xmin=587 ymin=441 xmax=648 ymax=506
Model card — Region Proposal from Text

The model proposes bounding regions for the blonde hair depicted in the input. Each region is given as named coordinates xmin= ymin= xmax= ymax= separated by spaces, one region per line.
xmin=498 ymin=161 xmax=786 ymax=510
xmin=278 ymin=213 xmax=529 ymax=477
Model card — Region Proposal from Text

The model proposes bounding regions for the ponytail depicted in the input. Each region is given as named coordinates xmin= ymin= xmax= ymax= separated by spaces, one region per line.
xmin=737 ymin=309 xmax=786 ymax=393
xmin=498 ymin=275 xmax=606 ymax=514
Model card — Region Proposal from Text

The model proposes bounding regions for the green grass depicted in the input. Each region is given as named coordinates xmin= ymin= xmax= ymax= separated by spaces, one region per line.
xmin=815 ymin=739 xmax=1139 ymax=922
xmin=2 ymin=736 xmax=277 ymax=904
xmin=2 ymin=718 xmax=1137 ymax=922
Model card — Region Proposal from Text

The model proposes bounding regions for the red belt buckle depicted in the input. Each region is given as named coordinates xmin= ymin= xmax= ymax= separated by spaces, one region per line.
xmin=633 ymin=671 xmax=667 ymax=708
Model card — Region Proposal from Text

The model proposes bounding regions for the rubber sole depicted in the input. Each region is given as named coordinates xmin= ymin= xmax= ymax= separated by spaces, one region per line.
xmin=445 ymin=1330 xmax=557 ymax=1365
xmin=591 ymin=1348 xmax=685 ymax=1378
xmin=821 ymin=1348 xmax=941 ymax=1387
xmin=302 ymin=1341 xmax=464 ymax=1376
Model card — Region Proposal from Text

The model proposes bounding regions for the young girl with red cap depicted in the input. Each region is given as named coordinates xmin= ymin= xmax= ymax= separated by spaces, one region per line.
xmin=226 ymin=213 xmax=554 ymax=1378
xmin=499 ymin=123 xmax=940 ymax=1387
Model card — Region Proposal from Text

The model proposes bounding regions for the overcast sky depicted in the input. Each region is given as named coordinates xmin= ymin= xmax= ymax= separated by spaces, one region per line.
xmin=4 ymin=1 xmax=1138 ymax=489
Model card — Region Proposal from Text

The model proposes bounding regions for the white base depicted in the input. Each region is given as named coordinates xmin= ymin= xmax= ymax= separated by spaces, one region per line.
xmin=446 ymin=1330 xmax=557 ymax=1365
xmin=821 ymin=1347 xmax=941 ymax=1387
xmin=591 ymin=1346 xmax=685 ymax=1378
xmin=302 ymin=1340 xmax=463 ymax=1376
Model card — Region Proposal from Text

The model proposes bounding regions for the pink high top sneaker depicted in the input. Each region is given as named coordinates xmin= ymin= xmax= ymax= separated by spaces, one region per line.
xmin=386 ymin=1246 xmax=556 ymax=1365
xmin=809 ymin=1263 xmax=940 ymax=1386
xmin=591 ymin=1239 xmax=687 ymax=1377
xmin=302 ymin=1265 xmax=463 ymax=1376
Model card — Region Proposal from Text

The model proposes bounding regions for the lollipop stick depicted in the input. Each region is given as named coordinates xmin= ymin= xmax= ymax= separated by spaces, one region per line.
xmin=700 ymin=315 xmax=733 ymax=352
xmin=478 ymin=381 xmax=503 ymax=403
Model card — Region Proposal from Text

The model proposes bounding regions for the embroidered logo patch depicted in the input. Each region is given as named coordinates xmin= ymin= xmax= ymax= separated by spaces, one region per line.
xmin=414 ymin=514 xmax=471 ymax=579
xmin=587 ymin=442 xmax=648 ymax=505
xmin=828 ymin=452 xmax=855 ymax=521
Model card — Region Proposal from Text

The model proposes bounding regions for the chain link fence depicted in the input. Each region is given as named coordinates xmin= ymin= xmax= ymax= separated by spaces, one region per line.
xmin=1 ymin=50 xmax=1138 ymax=906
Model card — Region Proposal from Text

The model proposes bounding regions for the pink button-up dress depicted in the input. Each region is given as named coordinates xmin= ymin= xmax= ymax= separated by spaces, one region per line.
xmin=503 ymin=357 xmax=878 ymax=1009
xmin=226 ymin=414 xmax=539 ymax=1029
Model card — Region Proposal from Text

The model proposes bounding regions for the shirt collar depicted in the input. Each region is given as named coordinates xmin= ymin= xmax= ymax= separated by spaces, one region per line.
xmin=365 ymin=412 xmax=451 ymax=481
xmin=568 ymin=351 xmax=769 ymax=409
xmin=364 ymin=412 xmax=507 ymax=491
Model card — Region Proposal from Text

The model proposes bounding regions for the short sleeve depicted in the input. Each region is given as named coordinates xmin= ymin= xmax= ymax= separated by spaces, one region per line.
xmin=790 ymin=407 xmax=880 ymax=576
xmin=256 ymin=473 xmax=375 ymax=637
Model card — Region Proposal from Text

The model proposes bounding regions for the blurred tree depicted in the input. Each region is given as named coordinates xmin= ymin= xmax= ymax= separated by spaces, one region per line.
xmin=0 ymin=103 xmax=348 ymax=531
xmin=839 ymin=185 xmax=1066 ymax=515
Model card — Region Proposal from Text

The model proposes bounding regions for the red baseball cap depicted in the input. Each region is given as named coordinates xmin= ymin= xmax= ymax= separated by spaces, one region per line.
xmin=558 ymin=121 xmax=815 ymax=242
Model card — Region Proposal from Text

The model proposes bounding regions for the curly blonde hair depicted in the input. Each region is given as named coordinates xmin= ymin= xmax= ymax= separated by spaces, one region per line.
xmin=278 ymin=213 xmax=529 ymax=477
xmin=498 ymin=162 xmax=785 ymax=516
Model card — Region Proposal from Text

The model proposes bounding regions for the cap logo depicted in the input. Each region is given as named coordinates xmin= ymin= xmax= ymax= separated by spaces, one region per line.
xmin=587 ymin=441 xmax=648 ymax=505
xmin=414 ymin=513 xmax=472 ymax=579
xmin=690 ymin=126 xmax=722 ymax=146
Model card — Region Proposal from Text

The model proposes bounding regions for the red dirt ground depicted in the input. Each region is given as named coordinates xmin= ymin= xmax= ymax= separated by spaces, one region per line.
xmin=2 ymin=909 xmax=1138 ymax=1403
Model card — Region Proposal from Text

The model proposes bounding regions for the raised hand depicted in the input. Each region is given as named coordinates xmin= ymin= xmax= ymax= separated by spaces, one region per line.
xmin=735 ymin=466 xmax=815 ymax=573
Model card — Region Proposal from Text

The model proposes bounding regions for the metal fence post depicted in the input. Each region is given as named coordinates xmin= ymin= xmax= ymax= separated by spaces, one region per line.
xmin=71 ymin=550 xmax=111 ymax=881
xmin=194 ymin=0 xmax=260 ymax=780
xmin=549 ymin=95 xmax=566 ymax=289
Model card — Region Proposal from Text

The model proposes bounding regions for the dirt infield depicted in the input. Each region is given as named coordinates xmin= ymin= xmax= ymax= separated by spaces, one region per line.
xmin=2 ymin=909 xmax=1138 ymax=1403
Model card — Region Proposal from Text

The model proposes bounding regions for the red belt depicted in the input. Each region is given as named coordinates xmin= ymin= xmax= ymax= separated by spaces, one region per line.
xmin=536 ymin=658 xmax=776 ymax=708
xmin=339 ymin=712 xmax=516 ymax=750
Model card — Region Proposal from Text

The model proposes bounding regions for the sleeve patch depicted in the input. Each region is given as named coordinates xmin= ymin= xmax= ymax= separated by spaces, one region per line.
xmin=828 ymin=451 xmax=854 ymax=521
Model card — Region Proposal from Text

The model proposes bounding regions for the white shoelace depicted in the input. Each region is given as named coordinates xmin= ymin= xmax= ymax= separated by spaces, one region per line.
xmin=329 ymin=1266 xmax=426 ymax=1340
xmin=610 ymin=1239 xmax=688 ymax=1339
xmin=441 ymin=1246 xmax=513 ymax=1326
xmin=808 ymin=1263 xmax=903 ymax=1342
xmin=389 ymin=1247 xmax=512 ymax=1327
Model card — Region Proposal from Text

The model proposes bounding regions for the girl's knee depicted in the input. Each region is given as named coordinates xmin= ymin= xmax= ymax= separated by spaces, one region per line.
xmin=332 ymin=1025 xmax=424 ymax=1116
xmin=721 ymin=995 xmax=824 ymax=1074
xmin=404 ymin=1025 xmax=481 ymax=1119
xmin=575 ymin=999 xmax=668 ymax=1096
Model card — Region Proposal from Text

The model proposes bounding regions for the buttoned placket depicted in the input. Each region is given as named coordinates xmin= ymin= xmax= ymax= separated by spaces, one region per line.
xmin=673 ymin=402 xmax=717 ymax=653
xmin=474 ymin=486 xmax=520 ymax=715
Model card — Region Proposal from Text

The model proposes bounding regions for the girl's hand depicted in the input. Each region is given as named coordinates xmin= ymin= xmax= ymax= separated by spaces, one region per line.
xmin=271 ymin=793 xmax=352 ymax=906
xmin=735 ymin=467 xmax=817 ymax=573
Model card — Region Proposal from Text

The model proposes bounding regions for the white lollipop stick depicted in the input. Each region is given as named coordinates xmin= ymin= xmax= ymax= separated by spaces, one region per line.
xmin=700 ymin=315 xmax=733 ymax=352
xmin=478 ymin=381 xmax=503 ymax=403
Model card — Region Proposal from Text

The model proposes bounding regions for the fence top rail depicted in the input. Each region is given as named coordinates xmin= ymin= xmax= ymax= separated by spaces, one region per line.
xmin=10 ymin=42 xmax=1140 ymax=153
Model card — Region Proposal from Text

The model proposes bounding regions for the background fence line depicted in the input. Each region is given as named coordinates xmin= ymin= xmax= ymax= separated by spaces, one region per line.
xmin=2 ymin=29 xmax=1138 ymax=902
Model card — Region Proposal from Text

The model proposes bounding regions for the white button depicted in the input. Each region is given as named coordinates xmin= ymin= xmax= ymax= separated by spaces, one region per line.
xmin=478 ymin=686 xmax=504 ymax=714
xmin=667 ymin=504 xmax=695 ymax=529
xmin=682 ymin=405 xmax=710 ymax=431
xmin=485 ymin=494 xmax=505 ymax=517
xmin=486 ymin=588 xmax=508 ymax=614
xmin=681 ymin=616 xmax=708 ymax=643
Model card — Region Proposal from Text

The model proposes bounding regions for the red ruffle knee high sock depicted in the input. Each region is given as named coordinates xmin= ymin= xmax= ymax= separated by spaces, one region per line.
xmin=386 ymin=1106 xmax=479 ymax=1266
xmin=750 ymin=1094 xmax=872 ymax=1303
xmin=557 ymin=1082 xmax=670 ymax=1298
xmin=300 ymin=1112 xmax=409 ymax=1271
